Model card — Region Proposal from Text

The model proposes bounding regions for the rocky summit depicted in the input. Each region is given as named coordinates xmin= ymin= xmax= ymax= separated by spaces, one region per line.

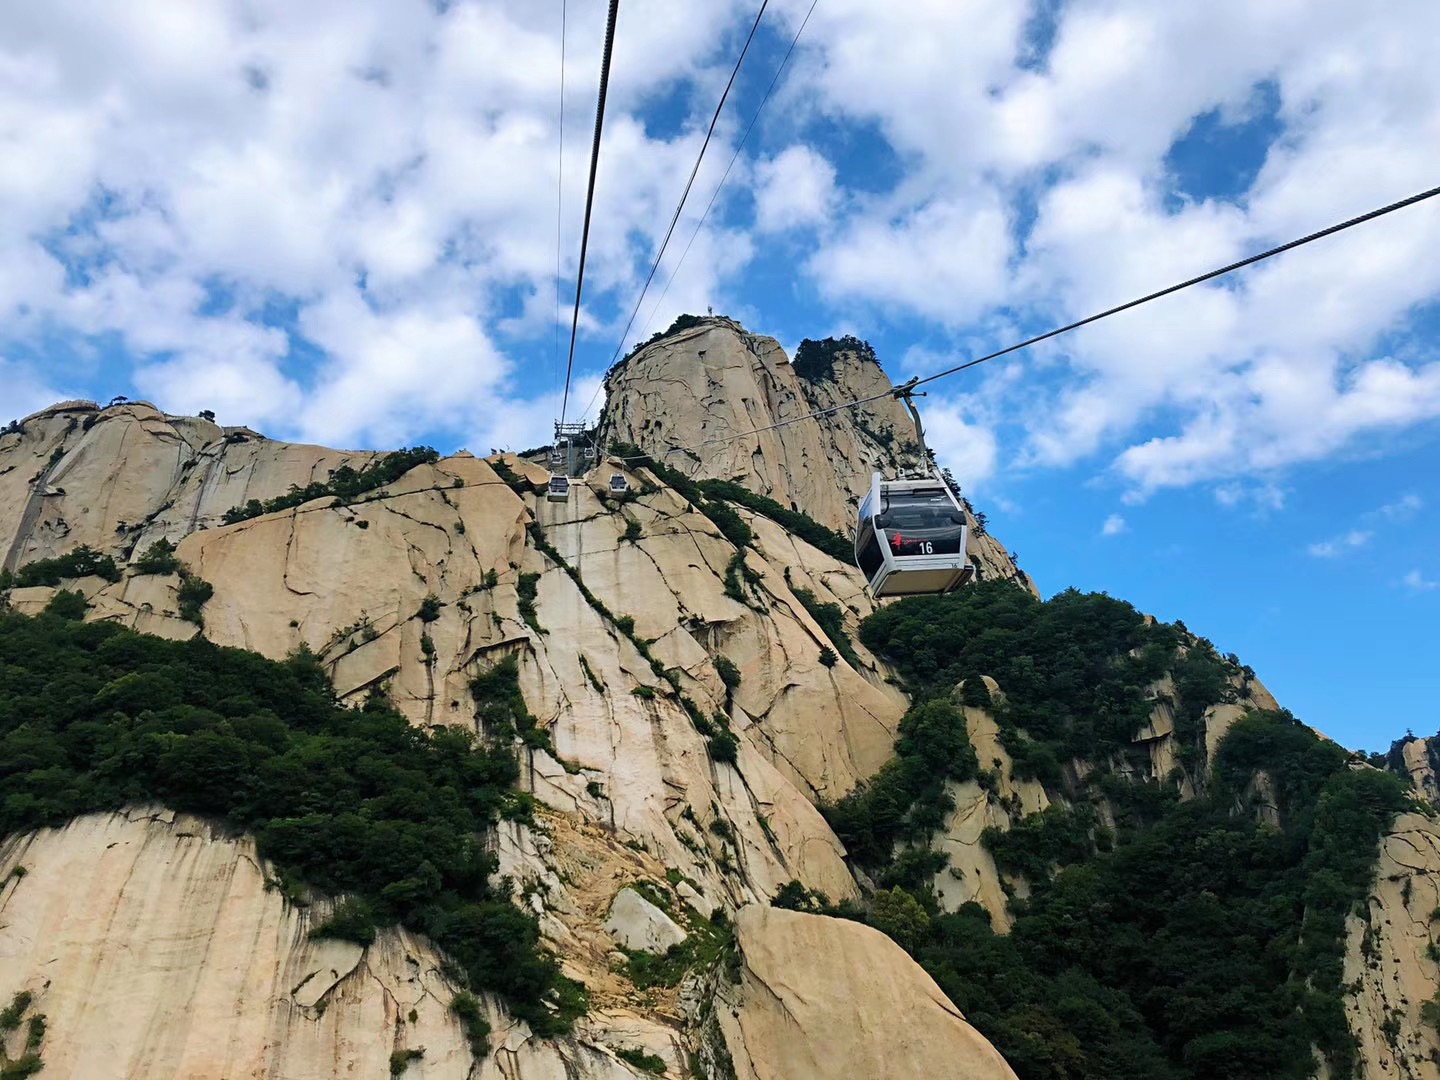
xmin=1 ymin=316 xmax=1437 ymax=1080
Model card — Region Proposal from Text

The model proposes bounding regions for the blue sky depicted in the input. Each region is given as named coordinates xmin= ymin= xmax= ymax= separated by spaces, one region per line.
xmin=2 ymin=0 xmax=1438 ymax=751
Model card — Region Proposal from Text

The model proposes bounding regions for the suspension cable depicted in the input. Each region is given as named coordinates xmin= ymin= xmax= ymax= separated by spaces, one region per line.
xmin=605 ymin=182 xmax=1440 ymax=459
xmin=559 ymin=0 xmax=620 ymax=430
xmin=910 ymin=182 xmax=1440 ymax=392
xmin=552 ymin=0 xmax=567 ymax=408
xmin=602 ymin=0 xmax=770 ymax=376
xmin=582 ymin=0 xmax=817 ymax=424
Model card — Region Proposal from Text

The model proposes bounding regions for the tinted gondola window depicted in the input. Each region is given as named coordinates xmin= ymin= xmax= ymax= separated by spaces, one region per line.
xmin=881 ymin=490 xmax=964 ymax=557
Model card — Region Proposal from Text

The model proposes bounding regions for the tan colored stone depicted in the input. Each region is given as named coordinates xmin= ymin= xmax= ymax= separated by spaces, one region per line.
xmin=0 ymin=811 xmax=479 ymax=1078
xmin=0 ymin=369 xmax=1049 ymax=1077
xmin=720 ymin=905 xmax=1018 ymax=1080
xmin=604 ymin=887 xmax=687 ymax=954
xmin=1401 ymin=738 xmax=1439 ymax=803
xmin=931 ymin=706 xmax=1049 ymax=929
xmin=1341 ymin=812 xmax=1440 ymax=1078
xmin=599 ymin=317 xmax=1033 ymax=592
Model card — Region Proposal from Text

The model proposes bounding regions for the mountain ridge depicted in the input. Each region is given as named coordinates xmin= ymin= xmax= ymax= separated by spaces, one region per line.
xmin=1 ymin=318 xmax=1437 ymax=1079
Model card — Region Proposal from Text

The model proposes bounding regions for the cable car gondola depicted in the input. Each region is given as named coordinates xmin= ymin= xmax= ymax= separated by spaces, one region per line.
xmin=853 ymin=378 xmax=973 ymax=598
xmin=547 ymin=475 xmax=571 ymax=502
xmin=855 ymin=472 xmax=971 ymax=597
xmin=608 ymin=473 xmax=629 ymax=495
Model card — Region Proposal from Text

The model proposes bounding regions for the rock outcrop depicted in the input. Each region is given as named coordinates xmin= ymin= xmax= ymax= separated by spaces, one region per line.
xmin=0 ymin=810 xmax=669 ymax=1080
xmin=0 ymin=383 xmax=1024 ymax=1077
xmin=3 ymin=317 xmax=1427 ymax=1078
xmin=604 ymin=888 xmax=687 ymax=955
xmin=1341 ymin=812 xmax=1440 ymax=1078
xmin=0 ymin=399 xmax=376 ymax=572
xmin=599 ymin=318 xmax=1034 ymax=592
xmin=1399 ymin=737 xmax=1440 ymax=804
xmin=718 ymin=905 xmax=1019 ymax=1080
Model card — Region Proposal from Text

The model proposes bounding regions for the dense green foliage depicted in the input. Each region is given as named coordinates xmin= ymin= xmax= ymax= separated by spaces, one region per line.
xmin=792 ymin=335 xmax=879 ymax=381
xmin=0 ymin=610 xmax=577 ymax=1033
xmin=823 ymin=698 xmax=979 ymax=867
xmin=176 ymin=574 xmax=214 ymax=626
xmin=0 ymin=1000 xmax=44 ymax=1078
xmin=450 ymin=991 xmax=492 ymax=1058
xmin=838 ymin=583 xmax=1416 ymax=1080
xmin=982 ymin=804 xmax=1102 ymax=883
xmin=615 ymin=1047 xmax=667 ymax=1074
xmin=220 ymin=447 xmax=439 ymax=524
xmin=132 ymin=539 xmax=182 ymax=576
xmin=861 ymin=581 xmax=1183 ymax=764
xmin=470 ymin=653 xmax=551 ymax=752
xmin=1 ymin=544 xmax=121 ymax=588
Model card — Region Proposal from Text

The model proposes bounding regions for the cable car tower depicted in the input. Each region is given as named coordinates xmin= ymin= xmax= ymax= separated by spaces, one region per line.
xmin=853 ymin=379 xmax=974 ymax=598
xmin=547 ymin=420 xmax=595 ymax=502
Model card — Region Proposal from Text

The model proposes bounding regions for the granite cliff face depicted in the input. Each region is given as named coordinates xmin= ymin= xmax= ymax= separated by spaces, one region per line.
xmin=0 ymin=327 xmax=1018 ymax=1079
xmin=1 ymin=318 xmax=1433 ymax=1079
xmin=599 ymin=318 xmax=1033 ymax=592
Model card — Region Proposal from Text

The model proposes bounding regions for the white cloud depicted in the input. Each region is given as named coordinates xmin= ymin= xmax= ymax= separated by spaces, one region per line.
xmin=1378 ymin=493 xmax=1423 ymax=521
xmin=1403 ymin=569 xmax=1439 ymax=591
xmin=1 ymin=357 xmax=70 ymax=422
xmin=0 ymin=0 xmax=764 ymax=454
xmin=1101 ymin=513 xmax=1126 ymax=537
xmin=792 ymin=0 xmax=1440 ymax=495
xmin=1306 ymin=493 xmax=1425 ymax=558
xmin=807 ymin=195 xmax=1012 ymax=326
xmin=1307 ymin=528 xmax=1372 ymax=558
xmin=1213 ymin=482 xmax=1287 ymax=512
xmin=753 ymin=145 xmax=837 ymax=233
xmin=3 ymin=0 xmax=1440 ymax=496
xmin=919 ymin=396 xmax=998 ymax=490
xmin=466 ymin=374 xmax=604 ymax=457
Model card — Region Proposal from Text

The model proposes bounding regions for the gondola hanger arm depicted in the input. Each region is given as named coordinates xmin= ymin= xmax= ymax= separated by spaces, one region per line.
xmin=891 ymin=378 xmax=932 ymax=477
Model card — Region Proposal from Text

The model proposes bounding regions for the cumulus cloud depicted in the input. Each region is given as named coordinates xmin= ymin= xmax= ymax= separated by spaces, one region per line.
xmin=920 ymin=396 xmax=998 ymax=490
xmin=1403 ymin=569 xmax=1439 ymax=591
xmin=808 ymin=195 xmax=1013 ymax=326
xmin=792 ymin=0 xmax=1440 ymax=495
xmin=1307 ymin=529 xmax=1372 ymax=559
xmin=4 ymin=0 xmax=1440 ymax=499
xmin=0 ymin=0 xmax=759 ymax=452
xmin=1101 ymin=514 xmax=1126 ymax=537
xmin=753 ymin=145 xmax=837 ymax=233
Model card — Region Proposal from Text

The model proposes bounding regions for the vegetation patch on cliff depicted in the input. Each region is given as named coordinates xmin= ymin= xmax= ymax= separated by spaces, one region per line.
xmin=826 ymin=581 xmax=1415 ymax=1080
xmin=0 ymin=544 xmax=121 ymax=589
xmin=791 ymin=335 xmax=880 ymax=382
xmin=220 ymin=447 xmax=439 ymax=525
xmin=0 ymin=608 xmax=578 ymax=1035
xmin=607 ymin=442 xmax=853 ymax=564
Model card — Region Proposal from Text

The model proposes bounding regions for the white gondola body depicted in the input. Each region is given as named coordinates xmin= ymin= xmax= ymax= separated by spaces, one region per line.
xmin=547 ymin=474 xmax=571 ymax=502
xmin=608 ymin=473 xmax=629 ymax=495
xmin=854 ymin=472 xmax=972 ymax=598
